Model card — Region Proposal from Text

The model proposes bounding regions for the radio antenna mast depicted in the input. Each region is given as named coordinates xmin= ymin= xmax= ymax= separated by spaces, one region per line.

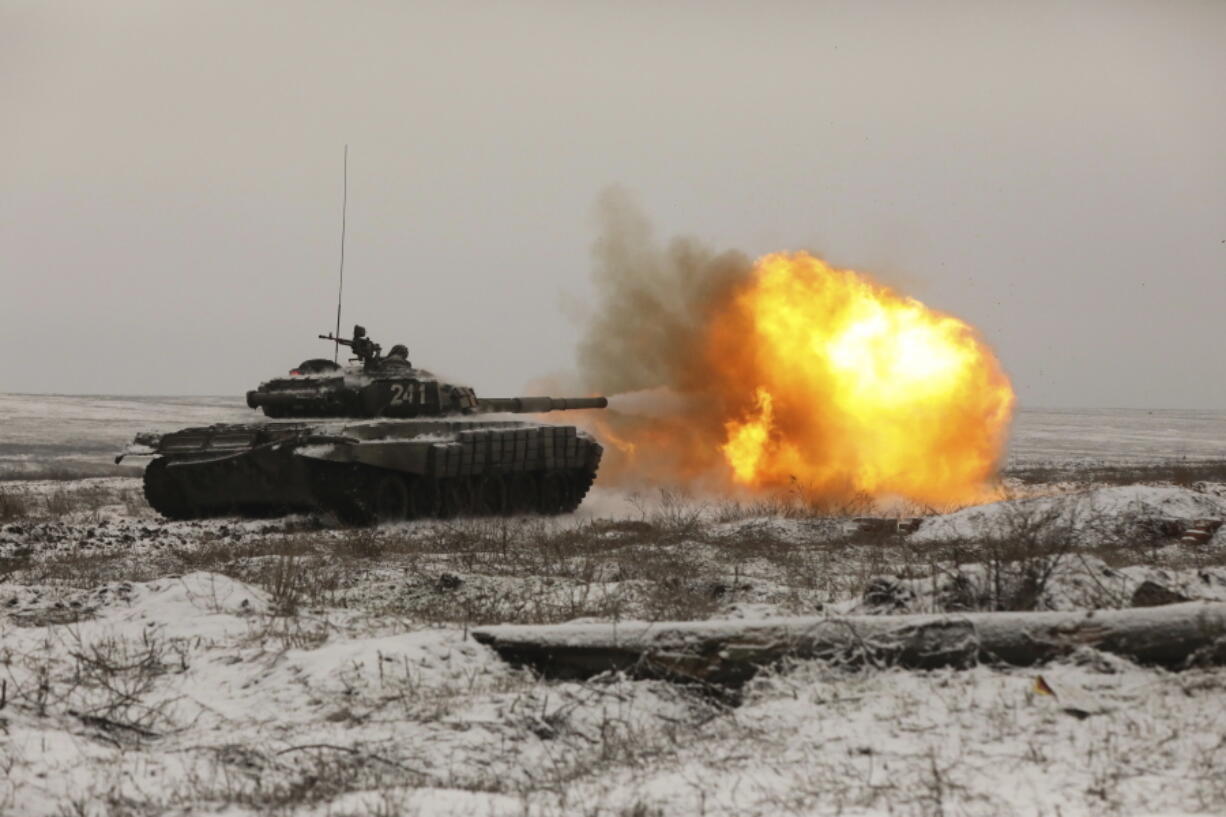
xmin=333 ymin=144 xmax=349 ymax=363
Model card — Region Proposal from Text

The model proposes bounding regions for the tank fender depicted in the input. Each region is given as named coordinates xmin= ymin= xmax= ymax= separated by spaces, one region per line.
xmin=294 ymin=440 xmax=432 ymax=475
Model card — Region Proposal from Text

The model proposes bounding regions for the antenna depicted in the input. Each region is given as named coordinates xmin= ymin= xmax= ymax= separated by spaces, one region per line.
xmin=333 ymin=144 xmax=349 ymax=363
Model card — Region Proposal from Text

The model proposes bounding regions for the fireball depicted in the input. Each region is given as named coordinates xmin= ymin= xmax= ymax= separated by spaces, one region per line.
xmin=577 ymin=249 xmax=1014 ymax=507
xmin=709 ymin=252 xmax=1014 ymax=505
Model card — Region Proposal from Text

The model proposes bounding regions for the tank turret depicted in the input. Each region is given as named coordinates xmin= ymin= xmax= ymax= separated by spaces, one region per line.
xmin=125 ymin=324 xmax=608 ymax=525
xmin=245 ymin=325 xmax=607 ymax=420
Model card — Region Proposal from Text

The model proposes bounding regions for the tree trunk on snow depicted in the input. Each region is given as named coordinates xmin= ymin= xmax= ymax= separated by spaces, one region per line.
xmin=471 ymin=602 xmax=1226 ymax=685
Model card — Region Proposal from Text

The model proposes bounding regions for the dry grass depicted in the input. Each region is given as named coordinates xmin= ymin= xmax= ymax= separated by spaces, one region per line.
xmin=6 ymin=479 xmax=1226 ymax=634
xmin=906 ymin=501 xmax=1083 ymax=611
xmin=1 ymin=626 xmax=181 ymax=742
xmin=0 ymin=463 xmax=144 ymax=482
xmin=0 ymin=481 xmax=146 ymax=523
xmin=22 ymin=550 xmax=137 ymax=589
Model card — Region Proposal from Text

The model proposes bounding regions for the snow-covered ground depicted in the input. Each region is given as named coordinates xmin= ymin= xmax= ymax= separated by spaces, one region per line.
xmin=5 ymin=571 xmax=1224 ymax=816
xmin=2 ymin=395 xmax=1226 ymax=815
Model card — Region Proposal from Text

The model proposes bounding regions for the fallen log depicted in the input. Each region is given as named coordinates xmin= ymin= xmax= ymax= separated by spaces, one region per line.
xmin=471 ymin=602 xmax=1226 ymax=685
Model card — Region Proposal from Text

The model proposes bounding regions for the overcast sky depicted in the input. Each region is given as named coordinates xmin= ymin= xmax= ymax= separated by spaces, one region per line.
xmin=3 ymin=0 xmax=1223 ymax=408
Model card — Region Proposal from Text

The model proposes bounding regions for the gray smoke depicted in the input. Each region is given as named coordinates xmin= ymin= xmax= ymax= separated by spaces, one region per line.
xmin=577 ymin=188 xmax=752 ymax=397
xmin=604 ymin=386 xmax=698 ymax=418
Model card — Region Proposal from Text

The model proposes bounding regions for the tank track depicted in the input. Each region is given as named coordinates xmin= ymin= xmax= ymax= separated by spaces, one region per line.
xmin=143 ymin=455 xmax=598 ymax=525
xmin=305 ymin=461 xmax=597 ymax=525
xmin=143 ymin=459 xmax=192 ymax=520
xmin=142 ymin=455 xmax=309 ymax=520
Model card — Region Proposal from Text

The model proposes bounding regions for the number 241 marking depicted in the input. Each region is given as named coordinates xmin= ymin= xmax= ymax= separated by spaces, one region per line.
xmin=389 ymin=384 xmax=411 ymax=405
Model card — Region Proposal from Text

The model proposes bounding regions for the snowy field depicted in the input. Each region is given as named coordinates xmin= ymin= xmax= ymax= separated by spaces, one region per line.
xmin=2 ymin=394 xmax=1226 ymax=816
xmin=0 ymin=394 xmax=253 ymax=480
xmin=1006 ymin=406 xmax=1226 ymax=467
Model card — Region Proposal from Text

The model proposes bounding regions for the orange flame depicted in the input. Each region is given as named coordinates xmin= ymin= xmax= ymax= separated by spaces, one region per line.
xmin=589 ymin=413 xmax=638 ymax=458
xmin=572 ymin=251 xmax=1014 ymax=507
xmin=721 ymin=387 xmax=774 ymax=483
xmin=707 ymin=253 xmax=1014 ymax=505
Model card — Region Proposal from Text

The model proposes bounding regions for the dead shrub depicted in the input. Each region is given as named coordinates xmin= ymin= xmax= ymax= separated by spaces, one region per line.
xmin=918 ymin=503 xmax=1081 ymax=612
xmin=66 ymin=629 xmax=176 ymax=735
xmin=261 ymin=554 xmax=311 ymax=616
xmin=2 ymin=628 xmax=179 ymax=740
xmin=646 ymin=488 xmax=707 ymax=539
xmin=333 ymin=529 xmax=385 ymax=560
xmin=247 ymin=552 xmax=343 ymax=616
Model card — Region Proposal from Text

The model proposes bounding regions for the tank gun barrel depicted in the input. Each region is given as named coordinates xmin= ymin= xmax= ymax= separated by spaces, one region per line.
xmin=478 ymin=396 xmax=608 ymax=414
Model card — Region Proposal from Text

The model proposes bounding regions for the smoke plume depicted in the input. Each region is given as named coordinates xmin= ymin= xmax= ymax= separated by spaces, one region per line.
xmin=565 ymin=189 xmax=757 ymax=489
xmin=578 ymin=188 xmax=752 ymax=396
xmin=568 ymin=188 xmax=1014 ymax=505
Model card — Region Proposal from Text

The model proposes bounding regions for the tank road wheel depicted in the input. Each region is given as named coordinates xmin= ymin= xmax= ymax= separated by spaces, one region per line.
xmin=143 ymin=458 xmax=194 ymax=520
xmin=476 ymin=474 xmax=508 ymax=516
xmin=538 ymin=473 xmax=568 ymax=515
xmin=373 ymin=472 xmax=410 ymax=523
xmin=506 ymin=473 xmax=537 ymax=515
xmin=307 ymin=462 xmax=376 ymax=526
xmin=437 ymin=478 xmax=464 ymax=519
xmin=334 ymin=488 xmax=376 ymax=527
xmin=193 ymin=458 xmax=243 ymax=518
xmin=406 ymin=477 xmax=436 ymax=519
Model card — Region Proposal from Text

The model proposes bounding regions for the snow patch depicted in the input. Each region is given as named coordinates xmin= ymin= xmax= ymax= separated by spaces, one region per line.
xmin=914 ymin=484 xmax=1226 ymax=544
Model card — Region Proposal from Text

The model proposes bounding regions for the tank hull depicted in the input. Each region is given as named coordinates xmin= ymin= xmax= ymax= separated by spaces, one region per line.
xmin=139 ymin=418 xmax=603 ymax=524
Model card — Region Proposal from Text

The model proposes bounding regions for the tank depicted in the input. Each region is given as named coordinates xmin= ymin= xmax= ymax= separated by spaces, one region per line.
xmin=118 ymin=325 xmax=608 ymax=524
